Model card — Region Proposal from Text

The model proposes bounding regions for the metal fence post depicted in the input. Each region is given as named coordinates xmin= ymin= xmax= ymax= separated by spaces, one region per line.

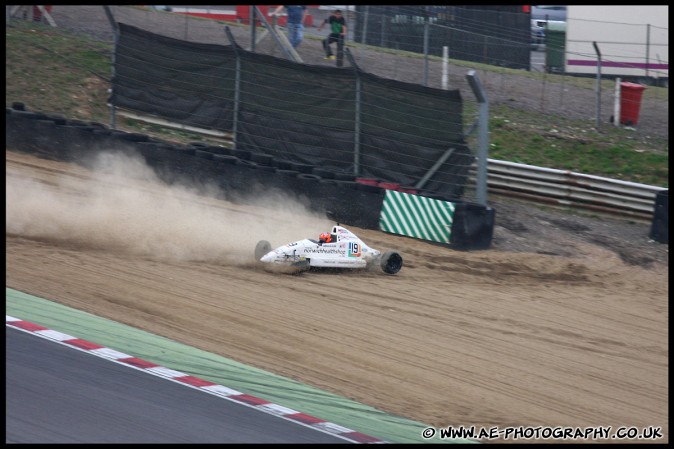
xmin=225 ymin=26 xmax=241 ymax=149
xmin=255 ymin=6 xmax=300 ymax=62
xmin=593 ymin=41 xmax=601 ymax=129
xmin=362 ymin=5 xmax=369 ymax=45
xmin=466 ymin=70 xmax=489 ymax=206
xmin=646 ymin=24 xmax=650 ymax=78
xmin=380 ymin=7 xmax=386 ymax=47
xmin=423 ymin=21 xmax=429 ymax=86
xmin=613 ymin=77 xmax=621 ymax=127
xmin=103 ymin=6 xmax=118 ymax=129
xmin=250 ymin=5 xmax=256 ymax=53
xmin=442 ymin=46 xmax=448 ymax=90
xmin=184 ymin=7 xmax=188 ymax=40
xmin=345 ymin=48 xmax=361 ymax=177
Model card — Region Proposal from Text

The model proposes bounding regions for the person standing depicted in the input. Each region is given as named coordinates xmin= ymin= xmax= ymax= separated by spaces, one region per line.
xmin=317 ymin=9 xmax=347 ymax=60
xmin=271 ymin=5 xmax=308 ymax=49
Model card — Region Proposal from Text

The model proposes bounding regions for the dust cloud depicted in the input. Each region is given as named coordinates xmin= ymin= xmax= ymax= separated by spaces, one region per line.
xmin=6 ymin=151 xmax=333 ymax=264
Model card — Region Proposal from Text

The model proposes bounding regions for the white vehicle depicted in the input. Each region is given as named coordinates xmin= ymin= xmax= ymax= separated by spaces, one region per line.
xmin=565 ymin=5 xmax=668 ymax=80
xmin=255 ymin=224 xmax=403 ymax=274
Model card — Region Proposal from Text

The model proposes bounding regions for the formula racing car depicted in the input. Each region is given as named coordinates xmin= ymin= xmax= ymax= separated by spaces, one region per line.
xmin=255 ymin=224 xmax=403 ymax=274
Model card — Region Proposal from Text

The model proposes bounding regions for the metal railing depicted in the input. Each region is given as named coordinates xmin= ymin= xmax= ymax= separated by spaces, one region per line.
xmin=470 ymin=159 xmax=664 ymax=220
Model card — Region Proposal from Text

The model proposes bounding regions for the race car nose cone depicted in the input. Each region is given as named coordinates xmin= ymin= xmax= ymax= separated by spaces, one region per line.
xmin=260 ymin=253 xmax=274 ymax=263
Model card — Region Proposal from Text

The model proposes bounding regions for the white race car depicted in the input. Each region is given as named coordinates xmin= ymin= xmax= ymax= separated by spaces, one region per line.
xmin=255 ymin=224 xmax=403 ymax=274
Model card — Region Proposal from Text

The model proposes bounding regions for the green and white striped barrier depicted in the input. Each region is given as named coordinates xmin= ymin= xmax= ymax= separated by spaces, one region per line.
xmin=379 ymin=190 xmax=456 ymax=243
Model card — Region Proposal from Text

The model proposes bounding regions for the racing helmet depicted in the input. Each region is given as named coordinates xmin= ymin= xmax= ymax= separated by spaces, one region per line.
xmin=319 ymin=232 xmax=331 ymax=243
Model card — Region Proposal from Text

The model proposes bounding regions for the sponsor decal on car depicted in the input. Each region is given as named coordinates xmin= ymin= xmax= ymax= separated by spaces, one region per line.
xmin=305 ymin=247 xmax=346 ymax=255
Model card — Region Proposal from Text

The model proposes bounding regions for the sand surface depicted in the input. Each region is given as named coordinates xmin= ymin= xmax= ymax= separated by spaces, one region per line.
xmin=6 ymin=150 xmax=668 ymax=443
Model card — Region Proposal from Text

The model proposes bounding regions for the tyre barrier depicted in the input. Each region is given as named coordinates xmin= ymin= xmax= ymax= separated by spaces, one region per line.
xmin=63 ymin=125 xmax=102 ymax=163
xmin=273 ymin=159 xmax=293 ymax=170
xmin=249 ymin=152 xmax=274 ymax=166
xmin=31 ymin=120 xmax=61 ymax=160
xmin=189 ymin=142 xmax=210 ymax=151
xmin=137 ymin=142 xmax=179 ymax=184
xmin=314 ymin=178 xmax=358 ymax=218
xmin=116 ymin=131 xmax=149 ymax=142
xmin=65 ymin=118 xmax=91 ymax=127
xmin=136 ymin=141 xmax=161 ymax=160
xmin=208 ymin=145 xmax=231 ymax=156
xmin=311 ymin=167 xmax=336 ymax=179
xmin=230 ymin=159 xmax=267 ymax=192
xmin=235 ymin=158 xmax=258 ymax=169
xmin=295 ymin=173 xmax=323 ymax=206
xmin=450 ymin=202 xmax=496 ymax=250
xmin=213 ymin=154 xmax=238 ymax=164
xmin=191 ymin=142 xmax=230 ymax=157
xmin=334 ymin=172 xmax=356 ymax=181
xmin=87 ymin=121 xmax=109 ymax=130
xmin=46 ymin=114 xmax=68 ymax=126
xmin=330 ymin=185 xmax=385 ymax=230
xmin=296 ymin=173 xmax=322 ymax=182
xmin=231 ymin=148 xmax=252 ymax=160
xmin=290 ymin=161 xmax=314 ymax=174
xmin=194 ymin=149 xmax=214 ymax=159
xmin=272 ymin=168 xmax=301 ymax=193
xmin=6 ymin=106 xmax=496 ymax=250
xmin=214 ymin=156 xmax=245 ymax=192
xmin=180 ymin=145 xmax=196 ymax=155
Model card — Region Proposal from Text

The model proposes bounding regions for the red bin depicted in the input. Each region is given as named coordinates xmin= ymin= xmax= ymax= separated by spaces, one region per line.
xmin=619 ymin=82 xmax=647 ymax=126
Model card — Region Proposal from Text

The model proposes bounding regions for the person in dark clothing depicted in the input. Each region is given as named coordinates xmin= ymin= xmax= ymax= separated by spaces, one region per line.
xmin=271 ymin=5 xmax=308 ymax=49
xmin=317 ymin=9 xmax=347 ymax=60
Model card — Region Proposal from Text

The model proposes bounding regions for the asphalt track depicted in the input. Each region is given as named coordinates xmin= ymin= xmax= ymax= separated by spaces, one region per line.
xmin=5 ymin=288 xmax=436 ymax=444
xmin=6 ymin=326 xmax=347 ymax=444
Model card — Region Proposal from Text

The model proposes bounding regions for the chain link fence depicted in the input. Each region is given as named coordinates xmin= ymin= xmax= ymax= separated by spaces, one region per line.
xmin=7 ymin=5 xmax=669 ymax=206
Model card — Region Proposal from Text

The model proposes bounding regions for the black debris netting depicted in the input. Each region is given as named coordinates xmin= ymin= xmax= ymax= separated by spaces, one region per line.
xmin=357 ymin=71 xmax=472 ymax=197
xmin=111 ymin=23 xmax=235 ymax=130
xmin=235 ymin=50 xmax=356 ymax=170
xmin=110 ymin=24 xmax=474 ymax=198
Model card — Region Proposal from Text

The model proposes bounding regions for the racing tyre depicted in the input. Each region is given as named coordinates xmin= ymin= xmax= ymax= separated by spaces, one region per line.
xmin=380 ymin=251 xmax=403 ymax=275
xmin=255 ymin=240 xmax=272 ymax=260
xmin=208 ymin=145 xmax=230 ymax=156
xmin=290 ymin=162 xmax=314 ymax=174
xmin=334 ymin=172 xmax=355 ymax=181
xmin=250 ymin=152 xmax=274 ymax=165
xmin=213 ymin=154 xmax=239 ymax=164
xmin=231 ymin=148 xmax=252 ymax=160
xmin=195 ymin=149 xmax=213 ymax=159
xmin=311 ymin=167 xmax=335 ymax=179
xmin=274 ymin=159 xmax=293 ymax=170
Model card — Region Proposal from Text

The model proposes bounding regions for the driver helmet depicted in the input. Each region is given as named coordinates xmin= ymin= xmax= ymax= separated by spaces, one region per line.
xmin=319 ymin=232 xmax=331 ymax=243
